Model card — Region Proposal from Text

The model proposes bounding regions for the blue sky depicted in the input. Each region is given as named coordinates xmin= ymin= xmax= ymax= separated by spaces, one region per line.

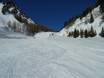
xmin=2 ymin=0 xmax=96 ymax=30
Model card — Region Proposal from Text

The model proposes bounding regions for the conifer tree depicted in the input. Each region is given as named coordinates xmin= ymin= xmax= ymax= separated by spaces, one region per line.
xmin=89 ymin=13 xmax=94 ymax=23
xmin=80 ymin=29 xmax=84 ymax=38
xmin=73 ymin=29 xmax=79 ymax=38
xmin=99 ymin=27 xmax=104 ymax=37
xmin=73 ymin=29 xmax=77 ymax=38
xmin=88 ymin=26 xmax=96 ymax=37
xmin=84 ymin=29 xmax=88 ymax=38
xmin=68 ymin=32 xmax=71 ymax=37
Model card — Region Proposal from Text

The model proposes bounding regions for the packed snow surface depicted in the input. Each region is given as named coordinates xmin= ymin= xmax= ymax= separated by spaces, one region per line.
xmin=0 ymin=33 xmax=104 ymax=78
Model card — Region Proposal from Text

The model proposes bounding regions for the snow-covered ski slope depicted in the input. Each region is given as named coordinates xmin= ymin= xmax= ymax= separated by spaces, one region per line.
xmin=0 ymin=34 xmax=104 ymax=78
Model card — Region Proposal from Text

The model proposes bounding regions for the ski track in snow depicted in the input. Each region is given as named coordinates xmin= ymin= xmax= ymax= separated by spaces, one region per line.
xmin=0 ymin=36 xmax=104 ymax=78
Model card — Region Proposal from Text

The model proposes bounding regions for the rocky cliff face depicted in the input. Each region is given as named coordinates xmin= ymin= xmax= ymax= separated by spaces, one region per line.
xmin=0 ymin=0 xmax=52 ymax=35
xmin=2 ymin=0 xmax=35 ymax=24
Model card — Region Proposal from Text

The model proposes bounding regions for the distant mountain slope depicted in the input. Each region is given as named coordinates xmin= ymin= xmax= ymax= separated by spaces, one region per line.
xmin=59 ymin=0 xmax=104 ymax=37
xmin=0 ymin=0 xmax=52 ymax=36
xmin=2 ymin=0 xmax=35 ymax=24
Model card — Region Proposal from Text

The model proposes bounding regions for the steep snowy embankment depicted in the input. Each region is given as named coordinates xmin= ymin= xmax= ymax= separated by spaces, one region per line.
xmin=0 ymin=3 xmax=27 ymax=38
xmin=59 ymin=5 xmax=104 ymax=36
xmin=0 ymin=36 xmax=104 ymax=78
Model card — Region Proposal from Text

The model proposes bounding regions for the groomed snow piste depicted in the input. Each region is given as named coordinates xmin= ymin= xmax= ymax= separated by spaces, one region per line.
xmin=0 ymin=33 xmax=104 ymax=78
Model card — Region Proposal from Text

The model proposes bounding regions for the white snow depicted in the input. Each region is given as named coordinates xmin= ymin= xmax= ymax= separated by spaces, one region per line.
xmin=9 ymin=7 xmax=15 ymax=12
xmin=0 ymin=33 xmax=104 ymax=78
xmin=27 ymin=18 xmax=35 ymax=24
xmin=34 ymin=32 xmax=54 ymax=38
xmin=0 ymin=3 xmax=3 ymax=14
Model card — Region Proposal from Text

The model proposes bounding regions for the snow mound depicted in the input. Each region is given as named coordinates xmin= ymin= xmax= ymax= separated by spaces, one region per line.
xmin=34 ymin=32 xmax=54 ymax=39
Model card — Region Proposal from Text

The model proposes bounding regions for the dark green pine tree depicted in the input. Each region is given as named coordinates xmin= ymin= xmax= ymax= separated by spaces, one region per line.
xmin=73 ymin=29 xmax=79 ymax=38
xmin=77 ymin=30 xmax=80 ymax=38
xmin=80 ymin=29 xmax=84 ymax=38
xmin=84 ymin=29 xmax=88 ymax=38
xmin=101 ymin=15 xmax=104 ymax=22
xmin=99 ymin=27 xmax=104 ymax=37
xmin=89 ymin=26 xmax=96 ymax=37
xmin=89 ymin=13 xmax=94 ymax=23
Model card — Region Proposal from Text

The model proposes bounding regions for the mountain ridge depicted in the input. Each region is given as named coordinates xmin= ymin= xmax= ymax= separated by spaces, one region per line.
xmin=60 ymin=0 xmax=104 ymax=37
xmin=0 ymin=0 xmax=52 ymax=36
